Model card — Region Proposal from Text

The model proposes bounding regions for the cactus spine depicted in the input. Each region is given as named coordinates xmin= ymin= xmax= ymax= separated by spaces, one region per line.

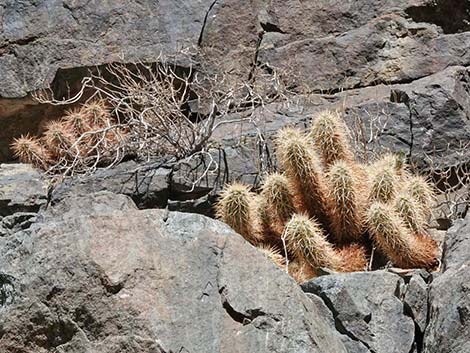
xmin=260 ymin=173 xmax=296 ymax=235
xmin=10 ymin=134 xmax=49 ymax=169
xmin=284 ymin=214 xmax=342 ymax=271
xmin=276 ymin=128 xmax=332 ymax=228
xmin=366 ymin=202 xmax=437 ymax=269
xmin=328 ymin=160 xmax=364 ymax=243
xmin=215 ymin=183 xmax=258 ymax=244
xmin=310 ymin=110 xmax=353 ymax=168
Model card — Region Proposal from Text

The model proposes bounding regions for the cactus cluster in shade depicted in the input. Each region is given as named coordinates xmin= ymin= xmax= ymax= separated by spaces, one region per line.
xmin=10 ymin=101 xmax=124 ymax=173
xmin=215 ymin=110 xmax=438 ymax=282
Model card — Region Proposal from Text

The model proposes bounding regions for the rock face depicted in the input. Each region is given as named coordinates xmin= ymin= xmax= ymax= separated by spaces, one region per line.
xmin=0 ymin=163 xmax=47 ymax=236
xmin=423 ymin=213 xmax=470 ymax=353
xmin=2 ymin=0 xmax=470 ymax=168
xmin=0 ymin=191 xmax=348 ymax=353
xmin=302 ymin=271 xmax=416 ymax=353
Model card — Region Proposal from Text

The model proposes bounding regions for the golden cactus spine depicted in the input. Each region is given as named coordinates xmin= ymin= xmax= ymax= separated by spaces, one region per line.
xmin=10 ymin=134 xmax=49 ymax=169
xmin=260 ymin=173 xmax=296 ymax=236
xmin=215 ymin=183 xmax=258 ymax=244
xmin=309 ymin=110 xmax=353 ymax=168
xmin=404 ymin=175 xmax=435 ymax=219
xmin=284 ymin=214 xmax=342 ymax=271
xmin=276 ymin=128 xmax=332 ymax=229
xmin=394 ymin=193 xmax=427 ymax=234
xmin=366 ymin=202 xmax=437 ymax=269
xmin=368 ymin=154 xmax=401 ymax=203
xmin=257 ymin=245 xmax=286 ymax=269
xmin=327 ymin=160 xmax=365 ymax=244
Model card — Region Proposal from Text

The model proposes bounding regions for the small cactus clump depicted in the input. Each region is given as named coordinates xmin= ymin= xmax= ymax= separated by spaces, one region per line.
xmin=215 ymin=109 xmax=440 ymax=283
xmin=10 ymin=134 xmax=49 ymax=169
xmin=10 ymin=100 xmax=123 ymax=176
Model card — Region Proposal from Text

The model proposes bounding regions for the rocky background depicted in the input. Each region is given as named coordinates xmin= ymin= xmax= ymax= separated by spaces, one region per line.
xmin=1 ymin=0 xmax=470 ymax=352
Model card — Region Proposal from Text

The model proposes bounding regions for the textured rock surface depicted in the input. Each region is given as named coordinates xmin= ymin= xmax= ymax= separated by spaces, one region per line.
xmin=0 ymin=163 xmax=47 ymax=216
xmin=424 ymin=213 xmax=470 ymax=353
xmin=0 ymin=191 xmax=348 ymax=353
xmin=2 ymin=0 xmax=470 ymax=166
xmin=302 ymin=271 xmax=415 ymax=353
xmin=50 ymin=159 xmax=172 ymax=209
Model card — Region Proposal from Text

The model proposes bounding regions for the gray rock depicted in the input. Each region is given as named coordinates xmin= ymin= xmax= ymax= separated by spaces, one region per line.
xmin=404 ymin=274 xmax=429 ymax=333
xmin=424 ymin=213 xmax=470 ymax=353
xmin=51 ymin=160 xmax=172 ymax=209
xmin=0 ymin=163 xmax=47 ymax=216
xmin=302 ymin=271 xmax=415 ymax=353
xmin=0 ymin=0 xmax=215 ymax=98
xmin=305 ymin=293 xmax=371 ymax=353
xmin=441 ymin=214 xmax=470 ymax=271
xmin=0 ymin=191 xmax=347 ymax=353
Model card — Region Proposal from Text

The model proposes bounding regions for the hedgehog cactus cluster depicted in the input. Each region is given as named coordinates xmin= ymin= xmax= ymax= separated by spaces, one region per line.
xmin=215 ymin=110 xmax=438 ymax=282
xmin=10 ymin=101 xmax=124 ymax=174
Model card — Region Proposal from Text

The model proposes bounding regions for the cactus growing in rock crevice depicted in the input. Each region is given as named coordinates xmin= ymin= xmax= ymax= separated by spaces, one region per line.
xmin=215 ymin=109 xmax=439 ymax=283
xmin=10 ymin=100 xmax=123 ymax=176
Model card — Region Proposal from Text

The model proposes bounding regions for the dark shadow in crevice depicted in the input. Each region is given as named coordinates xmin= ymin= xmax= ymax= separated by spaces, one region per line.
xmin=405 ymin=0 xmax=470 ymax=34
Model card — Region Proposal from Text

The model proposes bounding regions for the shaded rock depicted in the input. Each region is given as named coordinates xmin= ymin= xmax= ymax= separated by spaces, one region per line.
xmin=424 ymin=213 xmax=470 ymax=353
xmin=0 ymin=163 xmax=47 ymax=216
xmin=302 ymin=271 xmax=415 ymax=353
xmin=441 ymin=214 xmax=470 ymax=271
xmin=51 ymin=160 xmax=172 ymax=209
xmin=0 ymin=212 xmax=37 ymax=237
xmin=404 ymin=274 xmax=429 ymax=333
xmin=0 ymin=0 xmax=215 ymax=98
xmin=0 ymin=191 xmax=348 ymax=353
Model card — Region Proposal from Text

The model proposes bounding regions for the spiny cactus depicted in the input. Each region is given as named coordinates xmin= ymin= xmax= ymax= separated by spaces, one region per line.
xmin=10 ymin=134 xmax=49 ymax=169
xmin=336 ymin=243 xmax=368 ymax=272
xmin=215 ymin=183 xmax=259 ymax=244
xmin=288 ymin=259 xmax=317 ymax=283
xmin=327 ymin=160 xmax=364 ymax=244
xmin=82 ymin=100 xmax=111 ymax=127
xmin=310 ymin=110 xmax=353 ymax=168
xmin=260 ymin=173 xmax=296 ymax=235
xmin=284 ymin=214 xmax=342 ymax=271
xmin=42 ymin=120 xmax=76 ymax=158
xmin=368 ymin=154 xmax=400 ymax=203
xmin=63 ymin=108 xmax=92 ymax=135
xmin=257 ymin=245 xmax=286 ymax=269
xmin=366 ymin=202 xmax=437 ymax=269
xmin=404 ymin=175 xmax=435 ymax=219
xmin=215 ymin=109 xmax=440 ymax=281
xmin=394 ymin=193 xmax=427 ymax=234
xmin=276 ymin=127 xmax=332 ymax=228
